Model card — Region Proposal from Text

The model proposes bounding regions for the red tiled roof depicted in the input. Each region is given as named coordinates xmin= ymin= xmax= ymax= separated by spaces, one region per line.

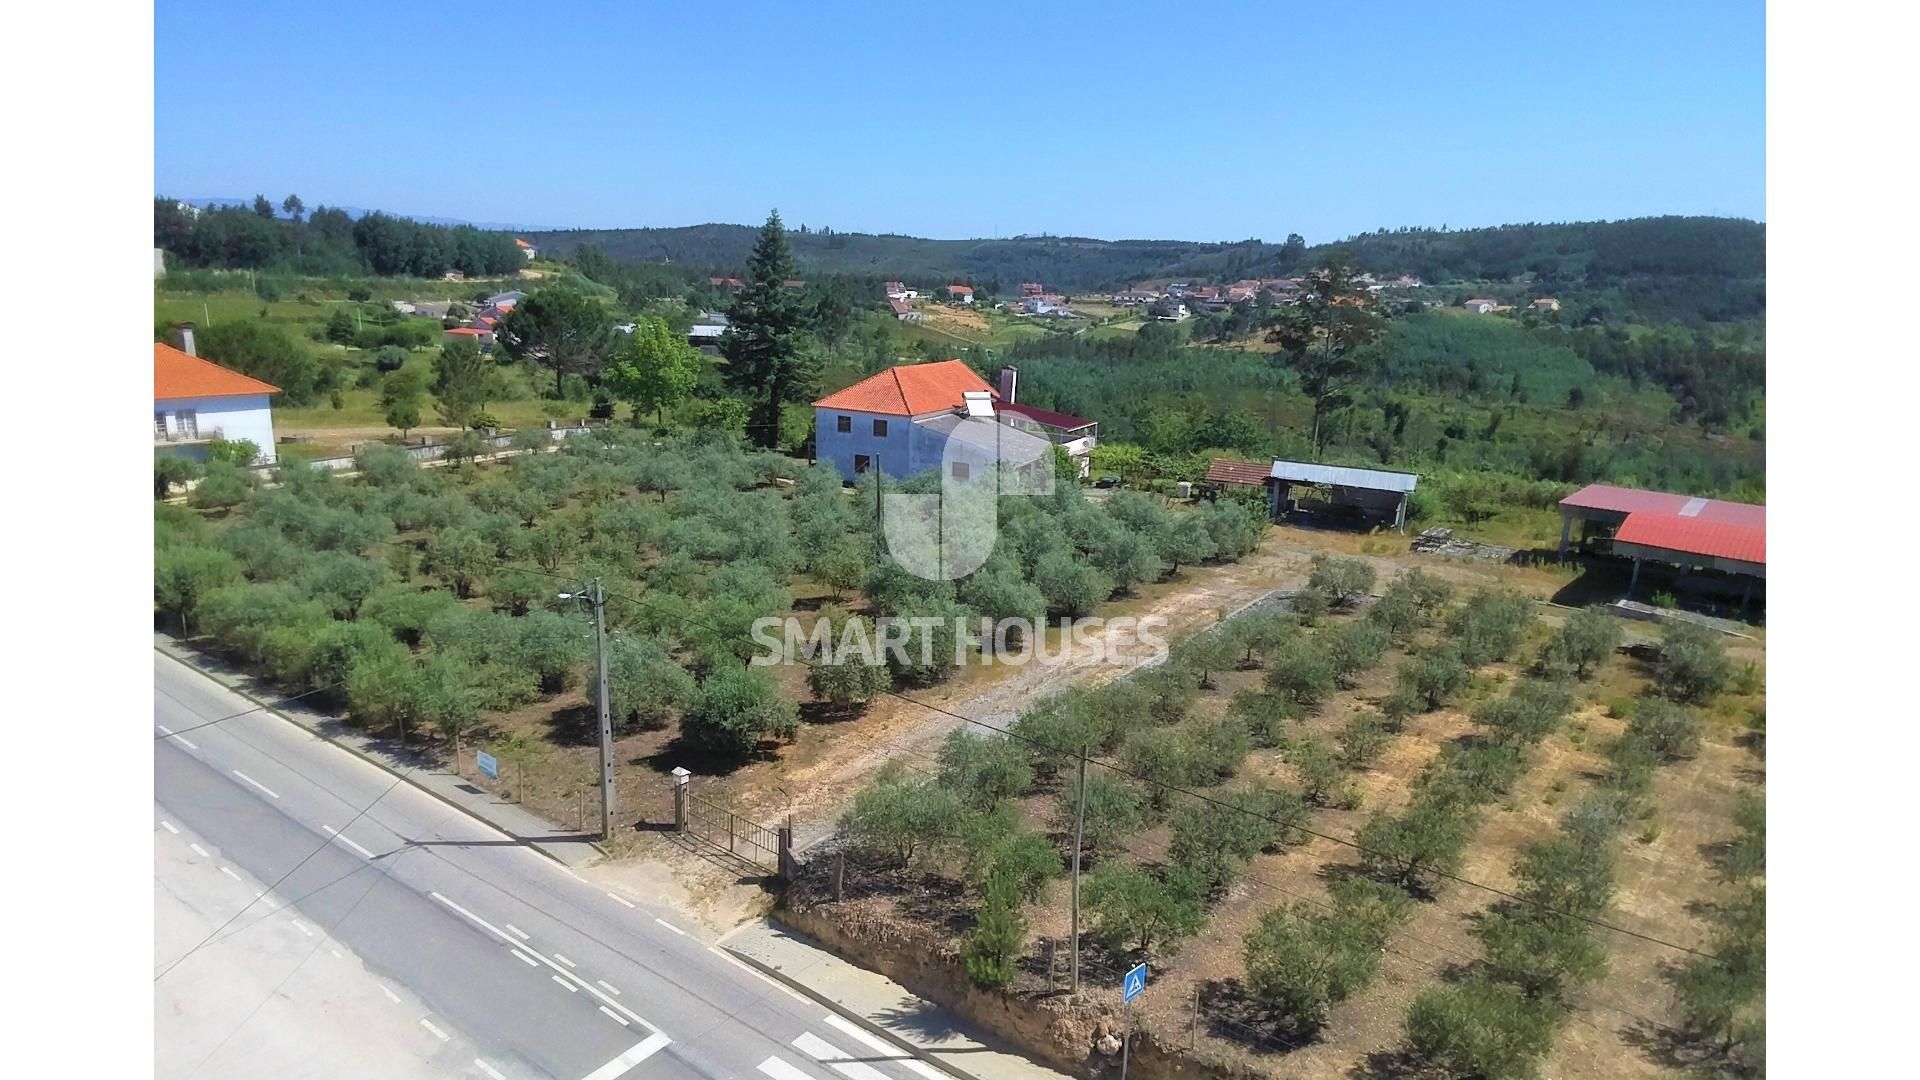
xmin=888 ymin=299 xmax=913 ymax=315
xmin=1560 ymin=483 xmax=1765 ymax=527
xmin=514 ymin=238 xmax=533 ymax=249
xmin=445 ymin=327 xmax=485 ymax=336
xmin=814 ymin=360 xmax=994 ymax=417
xmin=154 ymin=342 xmax=279 ymax=400
xmin=948 ymin=283 xmax=973 ymax=293
xmin=1206 ymin=458 xmax=1271 ymax=486
xmin=1615 ymin=511 xmax=1766 ymax=566
xmin=999 ymin=401 xmax=1091 ymax=430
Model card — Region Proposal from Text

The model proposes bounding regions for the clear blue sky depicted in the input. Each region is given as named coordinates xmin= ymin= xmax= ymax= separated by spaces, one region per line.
xmin=155 ymin=0 xmax=1764 ymax=242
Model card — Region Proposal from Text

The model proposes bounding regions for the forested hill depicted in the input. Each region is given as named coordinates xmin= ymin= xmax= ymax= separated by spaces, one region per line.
xmin=527 ymin=215 xmax=1764 ymax=325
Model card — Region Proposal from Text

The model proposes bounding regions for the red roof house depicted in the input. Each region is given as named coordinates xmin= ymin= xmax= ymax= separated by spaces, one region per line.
xmin=813 ymin=359 xmax=994 ymax=416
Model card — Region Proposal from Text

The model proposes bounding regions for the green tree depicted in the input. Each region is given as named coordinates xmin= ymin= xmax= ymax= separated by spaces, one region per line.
xmin=839 ymin=766 xmax=962 ymax=866
xmin=963 ymin=872 xmax=1026 ymax=989
xmin=1266 ymin=641 xmax=1335 ymax=709
xmin=197 ymin=321 xmax=322 ymax=405
xmin=1287 ymin=737 xmax=1354 ymax=808
xmin=1358 ymin=797 xmax=1474 ymax=892
xmin=281 ymin=193 xmax=304 ymax=221
xmin=432 ymin=339 xmax=497 ymax=430
xmin=593 ymin=634 xmax=695 ymax=730
xmin=1653 ymin=622 xmax=1733 ymax=703
xmin=1051 ymin=771 xmax=1146 ymax=849
xmin=155 ymin=544 xmax=243 ymax=634
xmin=606 ymin=316 xmax=704 ymax=425
xmin=252 ymin=194 xmax=275 ymax=218
xmin=936 ymin=730 xmax=1034 ymax=811
xmin=1627 ymin=697 xmax=1704 ymax=761
xmin=1324 ymin=620 xmax=1389 ymax=688
xmin=1306 ymin=554 xmax=1376 ymax=608
xmin=721 ymin=212 xmax=817 ymax=448
xmin=806 ymin=613 xmax=892 ymax=715
xmin=381 ymin=368 xmax=427 ymax=437
xmin=681 ymin=666 xmax=800 ymax=756
xmin=1537 ymin=607 xmax=1621 ymax=679
xmin=814 ymin=540 xmax=868 ymax=601
xmin=1032 ymin=550 xmax=1112 ymax=617
xmin=188 ymin=461 xmax=255 ymax=514
xmin=326 ymin=307 xmax=357 ymax=344
xmin=1261 ymin=258 xmax=1387 ymax=455
xmin=1083 ymin=863 xmax=1208 ymax=954
xmin=1243 ymin=878 xmax=1410 ymax=1031
xmin=497 ymin=286 xmax=615 ymax=397
xmin=155 ymin=455 xmax=201 ymax=499
xmin=1405 ymin=976 xmax=1563 ymax=1080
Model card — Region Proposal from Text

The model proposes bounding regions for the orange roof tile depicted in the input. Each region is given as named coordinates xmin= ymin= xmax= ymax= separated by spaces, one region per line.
xmin=813 ymin=359 xmax=994 ymax=417
xmin=1206 ymin=458 xmax=1271 ymax=486
xmin=154 ymin=342 xmax=279 ymax=401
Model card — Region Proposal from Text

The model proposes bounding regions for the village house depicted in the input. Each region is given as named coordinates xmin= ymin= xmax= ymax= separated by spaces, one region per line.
xmin=1462 ymin=297 xmax=1499 ymax=314
xmin=1020 ymin=282 xmax=1046 ymax=297
xmin=155 ymin=328 xmax=278 ymax=465
xmin=1110 ymin=288 xmax=1161 ymax=305
xmin=515 ymin=237 xmax=537 ymax=260
xmin=1529 ymin=297 xmax=1561 ymax=313
xmin=709 ymin=276 xmax=745 ymax=292
xmin=884 ymin=281 xmax=917 ymax=301
xmin=1150 ymin=299 xmax=1190 ymax=321
xmin=946 ymin=284 xmax=974 ymax=304
xmin=811 ymin=359 xmax=1069 ymax=484
xmin=445 ymin=325 xmax=495 ymax=349
xmin=889 ymin=298 xmax=923 ymax=321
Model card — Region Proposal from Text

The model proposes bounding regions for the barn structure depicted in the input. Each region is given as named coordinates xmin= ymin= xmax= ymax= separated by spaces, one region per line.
xmin=1557 ymin=483 xmax=1766 ymax=613
xmin=1205 ymin=458 xmax=1419 ymax=530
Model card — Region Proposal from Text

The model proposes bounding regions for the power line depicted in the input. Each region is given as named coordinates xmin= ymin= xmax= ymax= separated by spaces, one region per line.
xmin=154 ymin=670 xmax=348 ymax=741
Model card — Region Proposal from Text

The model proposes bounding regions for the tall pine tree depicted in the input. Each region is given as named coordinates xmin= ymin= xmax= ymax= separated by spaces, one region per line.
xmin=722 ymin=211 xmax=816 ymax=448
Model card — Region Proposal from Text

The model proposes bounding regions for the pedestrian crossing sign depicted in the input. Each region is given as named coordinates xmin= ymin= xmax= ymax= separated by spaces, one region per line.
xmin=1122 ymin=963 xmax=1147 ymax=1003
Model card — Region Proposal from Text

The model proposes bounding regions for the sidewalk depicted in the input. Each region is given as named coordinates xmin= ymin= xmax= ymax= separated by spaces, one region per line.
xmin=154 ymin=634 xmax=604 ymax=869
xmin=723 ymin=918 xmax=1071 ymax=1080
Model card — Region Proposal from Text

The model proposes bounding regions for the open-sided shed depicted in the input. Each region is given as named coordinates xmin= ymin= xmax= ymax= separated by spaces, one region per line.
xmin=1267 ymin=460 xmax=1419 ymax=530
xmin=1558 ymin=483 xmax=1766 ymax=612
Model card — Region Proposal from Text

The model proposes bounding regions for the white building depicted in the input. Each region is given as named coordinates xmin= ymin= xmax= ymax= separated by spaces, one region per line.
xmin=155 ymin=332 xmax=279 ymax=464
xmin=812 ymin=360 xmax=1059 ymax=484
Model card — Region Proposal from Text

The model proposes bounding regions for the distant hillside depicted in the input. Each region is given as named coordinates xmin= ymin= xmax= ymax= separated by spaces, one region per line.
xmin=171 ymin=196 xmax=548 ymax=233
xmin=528 ymin=216 xmax=1764 ymax=325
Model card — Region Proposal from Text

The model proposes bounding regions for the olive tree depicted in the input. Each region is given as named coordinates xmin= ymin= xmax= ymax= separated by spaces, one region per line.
xmin=1083 ymin=863 xmax=1208 ymax=954
xmin=1537 ymin=607 xmax=1621 ymax=679
xmin=1305 ymin=554 xmax=1376 ymax=609
xmin=680 ymin=666 xmax=800 ymax=756
xmin=1654 ymin=622 xmax=1733 ymax=703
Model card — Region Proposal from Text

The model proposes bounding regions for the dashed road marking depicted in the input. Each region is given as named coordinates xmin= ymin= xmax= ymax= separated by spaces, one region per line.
xmin=219 ymin=866 xmax=242 ymax=882
xmin=159 ymin=820 xmax=180 ymax=835
xmin=474 ymin=1061 xmax=505 ymax=1080
xmin=551 ymin=974 xmax=577 ymax=992
xmin=596 ymin=979 xmax=622 ymax=996
xmin=329 ymin=948 xmax=344 ymax=959
xmin=188 ymin=843 xmax=209 ymax=858
xmin=291 ymin=920 xmax=314 ymax=937
xmin=599 ymin=1005 xmax=630 ymax=1026
xmin=254 ymin=891 xmax=278 ymax=911
xmin=419 ymin=1018 xmax=449 ymax=1041
xmin=322 ymin=825 xmax=377 ymax=859
xmin=157 ymin=725 xmax=199 ymax=749
xmin=510 ymin=949 xmax=539 ymax=967
xmin=505 ymin=923 xmax=529 ymax=940
xmin=654 ymin=918 xmax=685 ymax=935
xmin=380 ymin=986 xmax=401 ymax=1004
xmin=553 ymin=952 xmax=577 ymax=968
xmin=427 ymin=891 xmax=659 ymax=1033
xmin=606 ymin=892 xmax=636 ymax=909
xmin=231 ymin=770 xmax=281 ymax=799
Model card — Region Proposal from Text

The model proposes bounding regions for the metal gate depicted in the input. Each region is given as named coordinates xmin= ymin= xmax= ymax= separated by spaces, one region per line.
xmin=684 ymin=791 xmax=782 ymax=871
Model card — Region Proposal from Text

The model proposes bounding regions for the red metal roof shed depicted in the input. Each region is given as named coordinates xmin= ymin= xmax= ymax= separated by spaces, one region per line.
xmin=1560 ymin=483 xmax=1765 ymax=527
xmin=1614 ymin=512 xmax=1766 ymax=568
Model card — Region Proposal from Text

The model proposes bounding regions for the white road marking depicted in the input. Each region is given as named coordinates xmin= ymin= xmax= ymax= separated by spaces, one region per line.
xmin=794 ymin=1032 xmax=892 ymax=1080
xmin=231 ymin=770 xmax=281 ymax=799
xmin=322 ymin=825 xmax=376 ymax=859
xmin=510 ymin=949 xmax=539 ymax=967
xmin=159 ymin=820 xmax=180 ymax=835
xmin=188 ymin=843 xmax=209 ymax=858
xmin=710 ymin=946 xmax=810 ymax=1003
xmin=420 ymin=1018 xmax=450 ymax=1041
xmin=596 ymin=979 xmax=622 ymax=996
xmin=291 ymin=920 xmax=314 ymax=937
xmin=157 ymin=724 xmax=199 ymax=749
xmin=606 ymin=892 xmax=636 ymax=908
xmin=219 ymin=865 xmax=241 ymax=882
xmin=427 ymin=891 xmax=660 ymax=1034
xmin=580 ymin=1033 xmax=671 ymax=1080
xmin=553 ymin=952 xmax=577 ymax=968
xmin=654 ymin=918 xmax=685 ymax=935
xmin=821 ymin=1015 xmax=947 ymax=1080
xmin=599 ymin=1005 xmax=630 ymax=1026
xmin=329 ymin=948 xmax=344 ymax=959
xmin=760 ymin=1056 xmax=818 ymax=1080
xmin=254 ymin=891 xmax=278 ymax=911
xmin=474 ymin=1061 xmax=506 ymax=1080
xmin=380 ymin=986 xmax=401 ymax=1004
xmin=505 ymin=923 xmax=529 ymax=940
xmin=551 ymin=974 xmax=577 ymax=992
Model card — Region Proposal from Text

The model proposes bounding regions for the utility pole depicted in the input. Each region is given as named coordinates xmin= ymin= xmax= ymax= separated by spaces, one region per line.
xmin=1070 ymin=748 xmax=1087 ymax=995
xmin=592 ymin=579 xmax=615 ymax=841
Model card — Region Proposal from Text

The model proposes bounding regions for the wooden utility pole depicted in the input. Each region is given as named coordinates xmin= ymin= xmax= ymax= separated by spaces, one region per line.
xmin=1070 ymin=749 xmax=1087 ymax=994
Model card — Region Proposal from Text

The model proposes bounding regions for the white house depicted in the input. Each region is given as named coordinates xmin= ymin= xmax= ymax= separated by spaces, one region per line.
xmin=155 ymin=331 xmax=279 ymax=464
xmin=1462 ymin=297 xmax=1499 ymax=314
xmin=812 ymin=359 xmax=1058 ymax=484
xmin=515 ymin=237 xmax=537 ymax=260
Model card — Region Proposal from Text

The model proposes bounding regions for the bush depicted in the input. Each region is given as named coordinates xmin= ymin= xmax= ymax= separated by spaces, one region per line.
xmin=189 ymin=461 xmax=256 ymax=513
xmin=680 ymin=667 xmax=799 ymax=756
xmin=1083 ymin=863 xmax=1209 ymax=953
xmin=953 ymin=812 xmax=1059 ymax=900
xmin=1405 ymin=976 xmax=1564 ymax=1080
xmin=1244 ymin=878 xmax=1412 ymax=1031
xmin=1537 ymin=607 xmax=1621 ymax=680
xmin=1289 ymin=587 xmax=1331 ymax=626
xmin=1305 ymin=555 xmax=1376 ymax=609
xmin=839 ymin=766 xmax=962 ymax=866
xmin=963 ymin=872 xmax=1026 ymax=989
xmin=1653 ymin=622 xmax=1733 ymax=703
xmin=937 ymin=731 xmax=1035 ymax=811
xmin=1627 ymin=697 xmax=1703 ymax=761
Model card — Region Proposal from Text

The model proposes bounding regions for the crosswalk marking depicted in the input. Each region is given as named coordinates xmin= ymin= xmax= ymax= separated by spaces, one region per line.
xmin=793 ymin=1032 xmax=892 ymax=1080
xmin=820 ymin=1016 xmax=948 ymax=1080
xmin=759 ymin=1056 xmax=818 ymax=1080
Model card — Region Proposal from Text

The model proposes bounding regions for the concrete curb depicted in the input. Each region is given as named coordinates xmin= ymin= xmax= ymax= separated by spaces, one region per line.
xmin=154 ymin=640 xmax=603 ymax=869
xmin=720 ymin=940 xmax=983 ymax=1080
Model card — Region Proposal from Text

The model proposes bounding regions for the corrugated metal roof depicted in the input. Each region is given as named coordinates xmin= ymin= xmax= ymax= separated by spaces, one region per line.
xmin=1615 ymin=511 xmax=1766 ymax=566
xmin=1000 ymin=401 xmax=1093 ymax=430
xmin=1269 ymin=459 xmax=1419 ymax=493
xmin=1560 ymin=483 xmax=1764 ymax=526
xmin=1206 ymin=459 xmax=1271 ymax=486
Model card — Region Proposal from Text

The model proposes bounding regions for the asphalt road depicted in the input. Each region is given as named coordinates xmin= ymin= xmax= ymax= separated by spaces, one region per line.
xmin=154 ymin=652 xmax=958 ymax=1080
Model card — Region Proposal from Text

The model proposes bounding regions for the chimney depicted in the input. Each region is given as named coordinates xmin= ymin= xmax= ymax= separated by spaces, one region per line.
xmin=176 ymin=322 xmax=197 ymax=357
xmin=997 ymin=365 xmax=1018 ymax=404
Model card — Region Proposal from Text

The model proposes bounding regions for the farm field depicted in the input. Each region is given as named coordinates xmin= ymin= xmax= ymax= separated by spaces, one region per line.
xmin=791 ymin=546 xmax=1765 ymax=1079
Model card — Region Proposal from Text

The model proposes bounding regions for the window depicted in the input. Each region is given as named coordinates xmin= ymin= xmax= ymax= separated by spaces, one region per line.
xmin=950 ymin=461 xmax=971 ymax=480
xmin=835 ymin=415 xmax=851 ymax=433
xmin=154 ymin=412 xmax=168 ymax=438
xmin=853 ymin=454 xmax=872 ymax=474
xmin=177 ymin=410 xmax=198 ymax=439
xmin=872 ymin=419 xmax=888 ymax=437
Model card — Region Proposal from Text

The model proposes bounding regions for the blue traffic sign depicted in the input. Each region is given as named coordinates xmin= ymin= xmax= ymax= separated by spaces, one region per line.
xmin=1122 ymin=963 xmax=1147 ymax=1003
xmin=476 ymin=751 xmax=499 ymax=779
